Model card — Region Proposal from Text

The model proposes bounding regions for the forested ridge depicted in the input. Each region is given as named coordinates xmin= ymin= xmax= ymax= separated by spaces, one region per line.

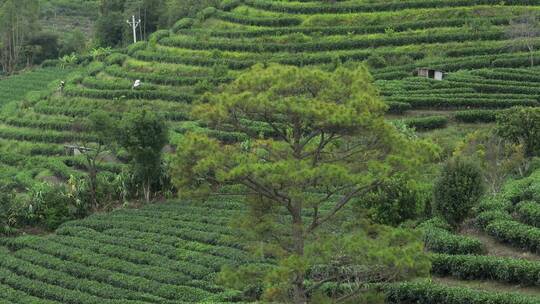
xmin=0 ymin=0 xmax=540 ymax=303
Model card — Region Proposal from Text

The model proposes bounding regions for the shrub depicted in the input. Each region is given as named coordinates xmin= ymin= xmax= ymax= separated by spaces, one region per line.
xmin=516 ymin=200 xmax=540 ymax=227
xmin=197 ymin=7 xmax=217 ymax=21
xmin=366 ymin=54 xmax=387 ymax=69
xmin=220 ymin=0 xmax=242 ymax=10
xmin=403 ymin=116 xmax=448 ymax=131
xmin=19 ymin=183 xmax=78 ymax=230
xmin=360 ymin=177 xmax=425 ymax=226
xmin=126 ymin=41 xmax=147 ymax=56
xmin=496 ymin=107 xmax=540 ymax=157
xmin=104 ymin=53 xmax=127 ymax=66
xmin=386 ymin=101 xmax=411 ymax=114
xmin=433 ymin=157 xmax=484 ymax=229
xmin=172 ymin=18 xmax=195 ymax=32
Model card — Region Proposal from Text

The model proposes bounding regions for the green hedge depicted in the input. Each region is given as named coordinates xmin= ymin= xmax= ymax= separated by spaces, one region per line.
xmin=214 ymin=9 xmax=302 ymax=27
xmin=160 ymin=30 xmax=504 ymax=53
xmin=419 ymin=219 xmax=484 ymax=255
xmin=423 ymin=232 xmax=484 ymax=255
xmin=476 ymin=210 xmax=513 ymax=228
xmin=403 ymin=116 xmax=448 ymax=131
xmin=0 ymin=126 xmax=96 ymax=144
xmin=81 ymin=77 xmax=160 ymax=91
xmin=473 ymin=68 xmax=540 ymax=83
xmin=183 ymin=17 xmax=508 ymax=38
xmin=386 ymin=101 xmax=411 ymax=114
xmin=133 ymin=50 xmax=254 ymax=70
xmin=454 ymin=110 xmax=499 ymax=123
xmin=517 ymin=201 xmax=540 ymax=228
xmin=374 ymin=51 xmax=540 ymax=80
xmin=485 ymin=219 xmax=540 ymax=253
xmin=105 ymin=65 xmax=234 ymax=86
xmin=64 ymin=87 xmax=196 ymax=103
xmin=386 ymin=96 xmax=537 ymax=109
xmin=245 ymin=0 xmax=540 ymax=14
xmin=34 ymin=105 xmax=188 ymax=122
xmin=2 ymin=117 xmax=74 ymax=132
xmin=384 ymin=281 xmax=540 ymax=304
xmin=432 ymin=253 xmax=540 ymax=286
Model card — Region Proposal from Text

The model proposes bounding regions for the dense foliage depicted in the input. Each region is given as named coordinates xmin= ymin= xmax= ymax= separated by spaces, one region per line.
xmin=171 ymin=63 xmax=435 ymax=302
xmin=496 ymin=107 xmax=540 ymax=157
xmin=118 ymin=110 xmax=168 ymax=202
xmin=433 ymin=157 xmax=484 ymax=229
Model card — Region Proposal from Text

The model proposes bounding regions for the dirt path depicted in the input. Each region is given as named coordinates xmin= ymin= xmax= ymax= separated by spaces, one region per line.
xmin=461 ymin=226 xmax=540 ymax=261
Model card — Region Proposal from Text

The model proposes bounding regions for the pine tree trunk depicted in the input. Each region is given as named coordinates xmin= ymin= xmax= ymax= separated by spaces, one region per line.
xmin=291 ymin=206 xmax=307 ymax=304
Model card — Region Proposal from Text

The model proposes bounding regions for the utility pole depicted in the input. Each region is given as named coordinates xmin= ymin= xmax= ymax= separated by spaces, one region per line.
xmin=127 ymin=15 xmax=141 ymax=43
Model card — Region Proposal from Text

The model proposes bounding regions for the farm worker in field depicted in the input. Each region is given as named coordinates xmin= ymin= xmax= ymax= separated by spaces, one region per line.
xmin=59 ymin=80 xmax=65 ymax=92
xmin=132 ymin=79 xmax=141 ymax=90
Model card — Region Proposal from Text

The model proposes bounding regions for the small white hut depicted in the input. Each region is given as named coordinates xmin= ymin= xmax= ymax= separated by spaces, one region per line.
xmin=416 ymin=68 xmax=444 ymax=81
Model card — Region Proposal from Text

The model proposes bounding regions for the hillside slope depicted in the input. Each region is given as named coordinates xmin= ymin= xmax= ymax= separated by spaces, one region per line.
xmin=3 ymin=0 xmax=540 ymax=302
xmin=5 ymin=0 xmax=540 ymax=189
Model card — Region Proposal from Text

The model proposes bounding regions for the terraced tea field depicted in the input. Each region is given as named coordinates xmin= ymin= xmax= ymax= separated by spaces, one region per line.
xmin=401 ymin=169 xmax=540 ymax=304
xmin=2 ymin=188 xmax=540 ymax=302
xmin=7 ymin=0 xmax=540 ymax=189
xmin=0 ymin=199 xmax=250 ymax=303
xmin=0 ymin=67 xmax=123 ymax=192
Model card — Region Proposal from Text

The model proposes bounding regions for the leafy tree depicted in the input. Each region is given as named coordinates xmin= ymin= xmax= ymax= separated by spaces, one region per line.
xmin=96 ymin=0 xmax=168 ymax=46
xmin=78 ymin=112 xmax=118 ymax=209
xmin=433 ymin=157 xmax=484 ymax=229
xmin=60 ymin=30 xmax=87 ymax=56
xmin=496 ymin=107 xmax=540 ymax=158
xmin=118 ymin=110 xmax=168 ymax=203
xmin=0 ymin=0 xmax=39 ymax=74
xmin=25 ymin=32 xmax=60 ymax=65
xmin=359 ymin=177 xmax=427 ymax=226
xmin=171 ymin=64 xmax=436 ymax=303
xmin=95 ymin=0 xmax=126 ymax=47
xmin=124 ymin=0 xmax=167 ymax=41
xmin=455 ymin=130 xmax=528 ymax=194
xmin=95 ymin=11 xmax=125 ymax=47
